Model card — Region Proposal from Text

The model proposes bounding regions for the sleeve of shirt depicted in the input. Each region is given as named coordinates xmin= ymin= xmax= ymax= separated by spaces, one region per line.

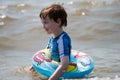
xmin=57 ymin=34 xmax=71 ymax=58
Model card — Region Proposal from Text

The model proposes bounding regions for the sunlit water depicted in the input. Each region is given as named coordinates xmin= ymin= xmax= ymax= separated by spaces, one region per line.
xmin=0 ymin=0 xmax=120 ymax=80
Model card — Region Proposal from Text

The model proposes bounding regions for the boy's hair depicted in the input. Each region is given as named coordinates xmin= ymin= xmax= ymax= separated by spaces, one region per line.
xmin=39 ymin=4 xmax=67 ymax=27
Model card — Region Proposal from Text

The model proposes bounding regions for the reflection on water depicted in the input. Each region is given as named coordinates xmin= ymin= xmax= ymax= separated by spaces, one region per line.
xmin=0 ymin=0 xmax=120 ymax=80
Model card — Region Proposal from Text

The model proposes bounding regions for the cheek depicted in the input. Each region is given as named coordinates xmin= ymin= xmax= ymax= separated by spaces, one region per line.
xmin=43 ymin=22 xmax=56 ymax=31
xmin=43 ymin=24 xmax=52 ymax=31
xmin=47 ymin=23 xmax=54 ymax=29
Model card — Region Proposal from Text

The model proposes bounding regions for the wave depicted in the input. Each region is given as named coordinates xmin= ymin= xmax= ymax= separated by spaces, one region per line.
xmin=0 ymin=36 xmax=15 ymax=50
xmin=0 ymin=3 xmax=36 ymax=19
xmin=67 ymin=0 xmax=120 ymax=17
xmin=0 ymin=13 xmax=18 ymax=28
xmin=0 ymin=14 xmax=17 ymax=21
xmin=67 ymin=0 xmax=120 ymax=6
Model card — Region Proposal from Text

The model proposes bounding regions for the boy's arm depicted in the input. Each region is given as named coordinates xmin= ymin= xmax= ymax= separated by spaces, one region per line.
xmin=48 ymin=56 xmax=69 ymax=80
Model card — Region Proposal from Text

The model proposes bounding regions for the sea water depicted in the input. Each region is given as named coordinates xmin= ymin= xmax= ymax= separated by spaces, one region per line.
xmin=0 ymin=0 xmax=120 ymax=80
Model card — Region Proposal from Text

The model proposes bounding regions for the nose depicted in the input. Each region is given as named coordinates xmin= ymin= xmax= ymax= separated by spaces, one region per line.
xmin=43 ymin=24 xmax=48 ymax=30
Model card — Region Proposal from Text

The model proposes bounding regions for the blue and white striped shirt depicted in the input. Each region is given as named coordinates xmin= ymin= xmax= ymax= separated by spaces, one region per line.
xmin=47 ymin=32 xmax=72 ymax=62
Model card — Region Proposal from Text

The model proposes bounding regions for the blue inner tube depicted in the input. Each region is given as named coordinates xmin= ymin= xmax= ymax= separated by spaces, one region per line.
xmin=32 ymin=49 xmax=94 ymax=79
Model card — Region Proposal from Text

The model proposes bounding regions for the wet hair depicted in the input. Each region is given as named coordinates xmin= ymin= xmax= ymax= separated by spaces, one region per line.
xmin=39 ymin=4 xmax=67 ymax=27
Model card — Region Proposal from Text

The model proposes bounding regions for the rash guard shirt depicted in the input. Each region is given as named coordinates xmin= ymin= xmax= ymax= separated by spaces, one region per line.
xmin=47 ymin=32 xmax=72 ymax=62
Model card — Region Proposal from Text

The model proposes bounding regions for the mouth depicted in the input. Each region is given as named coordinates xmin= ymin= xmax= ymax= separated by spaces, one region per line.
xmin=45 ymin=28 xmax=48 ymax=32
xmin=43 ymin=27 xmax=48 ymax=31
xmin=44 ymin=28 xmax=50 ymax=34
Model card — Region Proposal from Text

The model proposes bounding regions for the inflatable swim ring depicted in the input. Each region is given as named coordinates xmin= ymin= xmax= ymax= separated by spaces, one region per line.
xmin=32 ymin=49 xmax=94 ymax=79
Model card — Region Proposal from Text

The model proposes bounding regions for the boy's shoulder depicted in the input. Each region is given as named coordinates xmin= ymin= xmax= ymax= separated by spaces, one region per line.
xmin=58 ymin=32 xmax=70 ymax=39
xmin=58 ymin=32 xmax=71 ymax=42
xmin=49 ymin=32 xmax=70 ymax=41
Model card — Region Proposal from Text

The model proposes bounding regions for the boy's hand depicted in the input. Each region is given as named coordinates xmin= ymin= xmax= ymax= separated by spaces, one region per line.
xmin=29 ymin=66 xmax=35 ymax=72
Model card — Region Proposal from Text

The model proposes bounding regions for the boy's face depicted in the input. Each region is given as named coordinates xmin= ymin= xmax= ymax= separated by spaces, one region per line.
xmin=41 ymin=16 xmax=59 ymax=34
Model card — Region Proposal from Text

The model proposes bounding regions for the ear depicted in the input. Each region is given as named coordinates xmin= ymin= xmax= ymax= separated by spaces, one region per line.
xmin=56 ymin=18 xmax=62 ymax=26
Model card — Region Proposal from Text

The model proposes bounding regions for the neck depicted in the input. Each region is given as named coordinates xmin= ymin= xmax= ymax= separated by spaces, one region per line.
xmin=53 ymin=28 xmax=63 ymax=38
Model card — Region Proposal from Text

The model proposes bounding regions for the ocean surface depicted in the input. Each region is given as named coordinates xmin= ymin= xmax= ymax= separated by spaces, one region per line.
xmin=0 ymin=0 xmax=120 ymax=80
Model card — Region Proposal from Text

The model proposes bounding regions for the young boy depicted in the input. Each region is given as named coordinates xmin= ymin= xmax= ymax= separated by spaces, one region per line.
xmin=30 ymin=4 xmax=72 ymax=80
